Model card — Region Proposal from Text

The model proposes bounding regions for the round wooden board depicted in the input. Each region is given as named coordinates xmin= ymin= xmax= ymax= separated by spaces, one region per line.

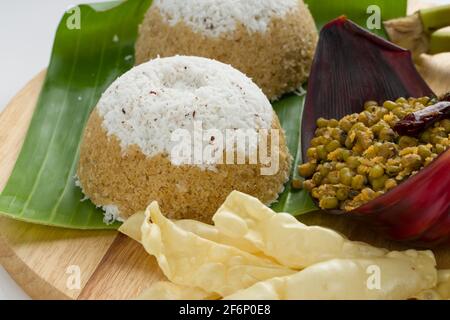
xmin=1 ymin=71 xmax=449 ymax=300
xmin=1 ymin=0 xmax=448 ymax=301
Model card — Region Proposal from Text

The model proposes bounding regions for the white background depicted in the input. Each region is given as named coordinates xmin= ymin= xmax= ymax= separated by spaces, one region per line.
xmin=0 ymin=0 xmax=449 ymax=300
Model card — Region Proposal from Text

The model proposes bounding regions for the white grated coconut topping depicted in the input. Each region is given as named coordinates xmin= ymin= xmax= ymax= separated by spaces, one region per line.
xmin=102 ymin=204 xmax=124 ymax=224
xmin=97 ymin=56 xmax=273 ymax=167
xmin=154 ymin=0 xmax=299 ymax=37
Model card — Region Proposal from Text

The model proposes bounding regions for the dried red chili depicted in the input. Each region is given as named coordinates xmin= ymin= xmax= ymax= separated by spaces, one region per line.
xmin=393 ymin=101 xmax=450 ymax=136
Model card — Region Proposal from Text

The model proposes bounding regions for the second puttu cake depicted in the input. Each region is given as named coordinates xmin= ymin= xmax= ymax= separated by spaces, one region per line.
xmin=135 ymin=0 xmax=318 ymax=100
xmin=77 ymin=56 xmax=292 ymax=223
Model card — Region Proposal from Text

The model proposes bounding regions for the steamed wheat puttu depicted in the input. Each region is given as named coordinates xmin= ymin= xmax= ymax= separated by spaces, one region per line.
xmin=76 ymin=56 xmax=292 ymax=223
xmin=135 ymin=0 xmax=318 ymax=100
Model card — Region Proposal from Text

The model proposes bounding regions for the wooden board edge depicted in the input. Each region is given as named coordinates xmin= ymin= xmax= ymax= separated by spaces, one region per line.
xmin=0 ymin=70 xmax=46 ymax=192
xmin=0 ymin=232 xmax=70 ymax=300
xmin=0 ymin=70 xmax=72 ymax=300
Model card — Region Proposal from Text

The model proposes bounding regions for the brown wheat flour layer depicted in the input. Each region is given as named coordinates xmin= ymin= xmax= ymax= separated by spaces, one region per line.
xmin=76 ymin=56 xmax=292 ymax=223
xmin=135 ymin=0 xmax=318 ymax=100
xmin=77 ymin=111 xmax=291 ymax=222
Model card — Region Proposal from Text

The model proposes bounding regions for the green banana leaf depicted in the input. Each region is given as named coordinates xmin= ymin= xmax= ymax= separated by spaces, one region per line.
xmin=307 ymin=0 xmax=407 ymax=35
xmin=0 ymin=0 xmax=406 ymax=229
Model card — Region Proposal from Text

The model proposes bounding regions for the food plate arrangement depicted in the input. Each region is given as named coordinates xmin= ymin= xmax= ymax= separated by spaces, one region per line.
xmin=0 ymin=0 xmax=449 ymax=300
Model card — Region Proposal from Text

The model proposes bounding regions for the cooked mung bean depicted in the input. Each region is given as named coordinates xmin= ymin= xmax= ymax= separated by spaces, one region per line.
xmin=297 ymin=97 xmax=449 ymax=211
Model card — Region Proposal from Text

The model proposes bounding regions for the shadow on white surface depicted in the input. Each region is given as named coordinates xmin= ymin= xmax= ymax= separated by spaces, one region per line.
xmin=0 ymin=266 xmax=30 ymax=300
